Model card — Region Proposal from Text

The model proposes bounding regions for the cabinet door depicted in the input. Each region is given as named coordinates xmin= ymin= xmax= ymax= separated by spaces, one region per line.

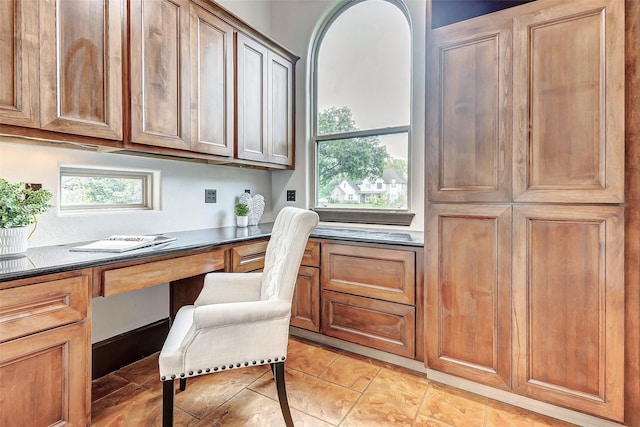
xmin=38 ymin=0 xmax=123 ymax=140
xmin=190 ymin=4 xmax=234 ymax=156
xmin=512 ymin=0 xmax=624 ymax=203
xmin=236 ymin=33 xmax=268 ymax=162
xmin=427 ymin=14 xmax=512 ymax=202
xmin=0 ymin=321 xmax=90 ymax=426
xmin=291 ymin=266 xmax=320 ymax=332
xmin=425 ymin=204 xmax=512 ymax=390
xmin=512 ymin=205 xmax=624 ymax=421
xmin=267 ymin=51 xmax=293 ymax=166
xmin=130 ymin=0 xmax=190 ymax=150
xmin=0 ymin=0 xmax=39 ymax=128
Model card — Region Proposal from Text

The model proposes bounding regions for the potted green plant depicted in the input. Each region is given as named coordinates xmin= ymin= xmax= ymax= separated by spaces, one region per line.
xmin=0 ymin=178 xmax=53 ymax=256
xmin=234 ymin=202 xmax=249 ymax=227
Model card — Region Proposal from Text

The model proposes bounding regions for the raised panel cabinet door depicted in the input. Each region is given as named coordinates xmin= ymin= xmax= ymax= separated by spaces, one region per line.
xmin=290 ymin=266 xmax=320 ymax=332
xmin=39 ymin=0 xmax=123 ymax=140
xmin=267 ymin=51 xmax=294 ymax=166
xmin=427 ymin=13 xmax=512 ymax=202
xmin=190 ymin=4 xmax=234 ymax=156
xmin=512 ymin=205 xmax=624 ymax=421
xmin=0 ymin=0 xmax=39 ymax=128
xmin=130 ymin=0 xmax=190 ymax=150
xmin=236 ymin=33 xmax=268 ymax=162
xmin=512 ymin=0 xmax=624 ymax=203
xmin=425 ymin=204 xmax=512 ymax=390
xmin=0 ymin=321 xmax=90 ymax=426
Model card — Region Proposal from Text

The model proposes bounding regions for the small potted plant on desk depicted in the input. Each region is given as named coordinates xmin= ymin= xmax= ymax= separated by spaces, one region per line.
xmin=234 ymin=202 xmax=249 ymax=228
xmin=0 ymin=179 xmax=53 ymax=256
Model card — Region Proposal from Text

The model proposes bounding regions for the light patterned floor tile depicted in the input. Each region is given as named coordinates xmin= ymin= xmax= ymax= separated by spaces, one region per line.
xmin=319 ymin=354 xmax=380 ymax=392
xmin=249 ymin=367 xmax=360 ymax=424
xmin=197 ymin=389 xmax=332 ymax=427
xmin=174 ymin=365 xmax=271 ymax=419
xmin=418 ymin=382 xmax=487 ymax=427
xmin=341 ymin=367 xmax=429 ymax=427
xmin=91 ymin=383 xmax=197 ymax=426
xmin=286 ymin=338 xmax=342 ymax=377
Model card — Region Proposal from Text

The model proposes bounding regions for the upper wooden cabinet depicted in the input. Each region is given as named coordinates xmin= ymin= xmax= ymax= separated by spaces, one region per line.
xmin=0 ymin=0 xmax=39 ymax=128
xmin=236 ymin=34 xmax=295 ymax=167
xmin=0 ymin=0 xmax=123 ymax=140
xmin=1 ymin=0 xmax=297 ymax=169
xmin=427 ymin=0 xmax=624 ymax=203
xmin=190 ymin=4 xmax=234 ymax=156
xmin=427 ymin=12 xmax=512 ymax=202
xmin=236 ymin=33 xmax=268 ymax=162
xmin=512 ymin=0 xmax=624 ymax=203
xmin=129 ymin=0 xmax=191 ymax=150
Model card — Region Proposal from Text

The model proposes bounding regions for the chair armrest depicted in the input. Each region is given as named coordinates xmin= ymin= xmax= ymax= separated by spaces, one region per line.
xmin=193 ymin=300 xmax=291 ymax=329
xmin=194 ymin=272 xmax=262 ymax=306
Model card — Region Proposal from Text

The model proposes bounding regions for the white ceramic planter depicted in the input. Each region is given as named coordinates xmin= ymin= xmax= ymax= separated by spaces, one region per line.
xmin=236 ymin=216 xmax=248 ymax=227
xmin=0 ymin=226 xmax=29 ymax=256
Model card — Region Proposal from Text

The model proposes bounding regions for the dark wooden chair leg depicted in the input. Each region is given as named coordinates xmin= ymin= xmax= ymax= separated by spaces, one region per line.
xmin=162 ymin=379 xmax=174 ymax=427
xmin=272 ymin=362 xmax=294 ymax=427
xmin=179 ymin=377 xmax=187 ymax=391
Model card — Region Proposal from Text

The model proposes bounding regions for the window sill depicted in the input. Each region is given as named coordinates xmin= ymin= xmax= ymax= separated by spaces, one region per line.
xmin=313 ymin=209 xmax=415 ymax=226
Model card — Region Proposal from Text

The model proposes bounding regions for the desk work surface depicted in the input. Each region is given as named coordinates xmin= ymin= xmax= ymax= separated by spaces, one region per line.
xmin=0 ymin=224 xmax=423 ymax=282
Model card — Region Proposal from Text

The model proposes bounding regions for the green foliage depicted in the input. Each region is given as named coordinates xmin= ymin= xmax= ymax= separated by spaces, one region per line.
xmin=317 ymin=107 xmax=389 ymax=199
xmin=61 ymin=176 xmax=142 ymax=205
xmin=234 ymin=203 xmax=249 ymax=216
xmin=0 ymin=179 xmax=53 ymax=228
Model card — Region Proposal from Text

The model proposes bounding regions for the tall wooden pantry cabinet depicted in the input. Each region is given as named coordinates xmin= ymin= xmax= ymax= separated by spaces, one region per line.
xmin=426 ymin=0 xmax=626 ymax=421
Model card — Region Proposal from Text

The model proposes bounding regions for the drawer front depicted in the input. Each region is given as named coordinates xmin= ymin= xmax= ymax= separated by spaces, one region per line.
xmin=0 ymin=275 xmax=89 ymax=343
xmin=232 ymin=240 xmax=319 ymax=272
xmin=103 ymin=250 xmax=225 ymax=296
xmin=321 ymin=243 xmax=415 ymax=305
xmin=231 ymin=240 xmax=268 ymax=272
xmin=322 ymin=290 xmax=415 ymax=358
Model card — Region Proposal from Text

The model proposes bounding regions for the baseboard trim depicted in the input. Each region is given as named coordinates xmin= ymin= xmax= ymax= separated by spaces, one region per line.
xmin=92 ymin=318 xmax=170 ymax=380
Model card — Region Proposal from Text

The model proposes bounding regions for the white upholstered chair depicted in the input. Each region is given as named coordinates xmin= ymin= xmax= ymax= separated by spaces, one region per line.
xmin=159 ymin=207 xmax=319 ymax=426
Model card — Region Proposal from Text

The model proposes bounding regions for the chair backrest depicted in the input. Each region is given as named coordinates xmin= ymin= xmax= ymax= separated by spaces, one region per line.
xmin=260 ymin=207 xmax=319 ymax=302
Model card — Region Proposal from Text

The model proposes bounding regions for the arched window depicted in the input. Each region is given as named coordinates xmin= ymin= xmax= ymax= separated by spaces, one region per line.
xmin=312 ymin=0 xmax=411 ymax=221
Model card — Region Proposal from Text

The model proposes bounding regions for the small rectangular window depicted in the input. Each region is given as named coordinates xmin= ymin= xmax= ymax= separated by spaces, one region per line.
xmin=60 ymin=166 xmax=157 ymax=212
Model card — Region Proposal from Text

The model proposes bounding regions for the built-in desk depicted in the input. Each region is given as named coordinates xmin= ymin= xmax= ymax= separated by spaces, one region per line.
xmin=0 ymin=224 xmax=423 ymax=426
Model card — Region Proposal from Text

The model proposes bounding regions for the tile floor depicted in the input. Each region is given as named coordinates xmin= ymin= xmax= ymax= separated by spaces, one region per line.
xmin=91 ymin=336 xmax=576 ymax=426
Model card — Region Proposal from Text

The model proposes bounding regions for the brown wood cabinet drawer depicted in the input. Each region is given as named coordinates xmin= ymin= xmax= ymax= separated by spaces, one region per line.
xmin=322 ymin=290 xmax=415 ymax=358
xmin=321 ymin=243 xmax=415 ymax=305
xmin=0 ymin=275 xmax=89 ymax=343
xmin=232 ymin=239 xmax=320 ymax=272
xmin=103 ymin=250 xmax=225 ymax=296
xmin=231 ymin=240 xmax=268 ymax=272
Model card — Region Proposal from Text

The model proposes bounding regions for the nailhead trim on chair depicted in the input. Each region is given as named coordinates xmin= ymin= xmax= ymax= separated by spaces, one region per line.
xmin=160 ymin=356 xmax=286 ymax=381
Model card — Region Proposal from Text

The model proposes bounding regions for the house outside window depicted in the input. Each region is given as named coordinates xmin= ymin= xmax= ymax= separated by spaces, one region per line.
xmin=311 ymin=0 xmax=412 ymax=224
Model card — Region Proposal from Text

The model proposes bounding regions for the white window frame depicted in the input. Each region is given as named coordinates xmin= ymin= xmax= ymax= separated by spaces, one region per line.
xmin=59 ymin=166 xmax=159 ymax=213
xmin=309 ymin=0 xmax=414 ymax=225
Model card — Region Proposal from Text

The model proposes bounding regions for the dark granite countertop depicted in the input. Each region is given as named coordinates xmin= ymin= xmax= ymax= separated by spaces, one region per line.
xmin=0 ymin=224 xmax=423 ymax=282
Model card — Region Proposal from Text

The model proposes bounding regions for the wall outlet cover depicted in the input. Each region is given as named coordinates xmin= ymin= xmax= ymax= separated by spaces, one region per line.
xmin=286 ymin=190 xmax=296 ymax=202
xmin=205 ymin=189 xmax=217 ymax=203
